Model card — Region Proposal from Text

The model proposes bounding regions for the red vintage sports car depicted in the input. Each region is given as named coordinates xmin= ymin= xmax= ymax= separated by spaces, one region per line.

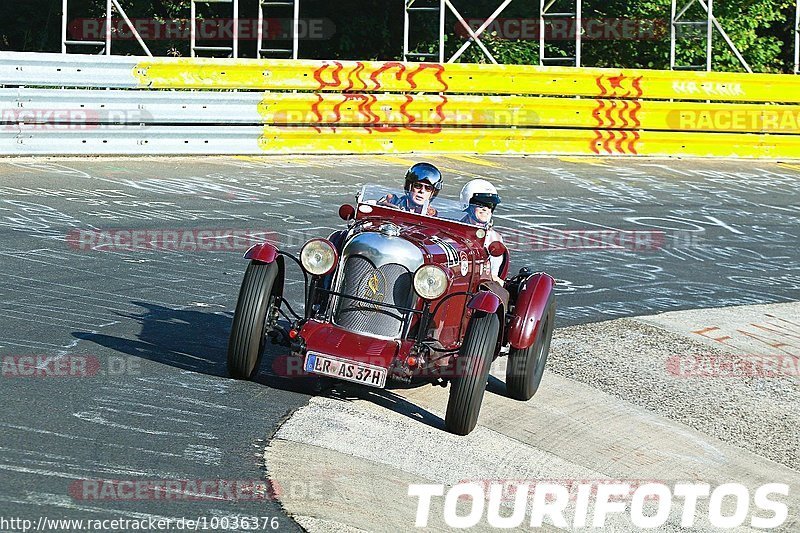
xmin=227 ymin=184 xmax=556 ymax=435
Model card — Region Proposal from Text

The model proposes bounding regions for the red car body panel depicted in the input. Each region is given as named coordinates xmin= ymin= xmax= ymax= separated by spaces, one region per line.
xmin=244 ymin=242 xmax=279 ymax=264
xmin=298 ymin=319 xmax=409 ymax=369
xmin=467 ymin=291 xmax=502 ymax=314
xmin=506 ymin=273 xmax=555 ymax=350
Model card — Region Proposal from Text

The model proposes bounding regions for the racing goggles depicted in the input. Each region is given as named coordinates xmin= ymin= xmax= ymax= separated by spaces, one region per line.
xmin=469 ymin=192 xmax=501 ymax=211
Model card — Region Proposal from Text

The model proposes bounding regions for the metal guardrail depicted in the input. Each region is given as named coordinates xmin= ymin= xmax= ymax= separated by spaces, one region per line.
xmin=3 ymin=52 xmax=800 ymax=157
xmin=5 ymin=88 xmax=800 ymax=134
xmin=1 ymin=126 xmax=263 ymax=155
xmin=4 ymin=52 xmax=800 ymax=101
xmin=0 ymin=88 xmax=263 ymax=124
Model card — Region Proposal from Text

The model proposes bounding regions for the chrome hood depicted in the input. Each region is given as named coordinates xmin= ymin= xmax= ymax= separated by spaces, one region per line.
xmin=340 ymin=230 xmax=424 ymax=272
xmin=330 ymin=230 xmax=423 ymax=338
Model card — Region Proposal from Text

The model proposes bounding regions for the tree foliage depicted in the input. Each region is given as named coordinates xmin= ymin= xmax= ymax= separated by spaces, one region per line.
xmin=0 ymin=0 xmax=796 ymax=72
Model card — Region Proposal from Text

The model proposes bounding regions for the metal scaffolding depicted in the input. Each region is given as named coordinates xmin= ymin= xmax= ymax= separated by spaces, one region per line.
xmin=403 ymin=0 xmax=445 ymax=62
xmin=404 ymin=0 xmax=515 ymax=63
xmin=257 ymin=0 xmax=300 ymax=59
xmin=57 ymin=0 xmax=798 ymax=72
xmin=61 ymin=0 xmax=152 ymax=55
xmin=191 ymin=0 xmax=239 ymax=58
xmin=794 ymin=0 xmax=799 ymax=74
xmin=539 ymin=0 xmax=582 ymax=67
xmin=669 ymin=0 xmax=752 ymax=72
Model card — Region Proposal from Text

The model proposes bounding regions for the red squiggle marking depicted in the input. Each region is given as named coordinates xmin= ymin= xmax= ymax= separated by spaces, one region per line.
xmin=362 ymin=94 xmax=380 ymax=125
xmin=605 ymin=101 xmax=616 ymax=128
xmin=344 ymin=62 xmax=367 ymax=92
xmin=628 ymin=131 xmax=640 ymax=155
xmin=308 ymin=93 xmax=382 ymax=133
xmin=336 ymin=94 xmax=381 ymax=126
xmin=594 ymin=99 xmax=606 ymax=128
xmin=407 ymin=63 xmax=449 ymax=92
xmin=603 ymin=130 xmax=615 ymax=154
xmin=397 ymin=94 xmax=446 ymax=134
xmin=312 ymin=62 xmax=344 ymax=90
xmin=618 ymin=100 xmax=630 ymax=129
xmin=615 ymin=130 xmax=628 ymax=153
xmin=309 ymin=94 xmax=325 ymax=133
xmin=589 ymin=130 xmax=603 ymax=154
xmin=433 ymin=94 xmax=448 ymax=125
xmin=330 ymin=95 xmax=348 ymax=124
xmin=595 ymin=76 xmax=608 ymax=98
xmin=609 ymin=74 xmax=630 ymax=97
xmin=365 ymin=92 xmax=401 ymax=134
xmin=629 ymin=100 xmax=642 ymax=128
xmin=369 ymin=62 xmax=407 ymax=91
xmin=399 ymin=95 xmax=416 ymax=125
xmin=632 ymin=76 xmax=643 ymax=98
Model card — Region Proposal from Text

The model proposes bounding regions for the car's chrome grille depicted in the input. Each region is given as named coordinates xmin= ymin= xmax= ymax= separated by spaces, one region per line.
xmin=333 ymin=256 xmax=414 ymax=337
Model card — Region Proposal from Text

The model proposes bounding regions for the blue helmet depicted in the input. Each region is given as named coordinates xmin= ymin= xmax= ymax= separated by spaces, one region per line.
xmin=404 ymin=162 xmax=443 ymax=198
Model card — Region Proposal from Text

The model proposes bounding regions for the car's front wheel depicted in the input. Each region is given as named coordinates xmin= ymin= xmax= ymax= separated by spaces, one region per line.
xmin=445 ymin=312 xmax=500 ymax=435
xmin=505 ymin=298 xmax=555 ymax=401
xmin=227 ymin=261 xmax=282 ymax=380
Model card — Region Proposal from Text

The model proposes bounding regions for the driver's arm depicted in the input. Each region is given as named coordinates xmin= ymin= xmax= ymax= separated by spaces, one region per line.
xmin=487 ymin=231 xmax=506 ymax=285
xmin=377 ymin=193 xmax=401 ymax=209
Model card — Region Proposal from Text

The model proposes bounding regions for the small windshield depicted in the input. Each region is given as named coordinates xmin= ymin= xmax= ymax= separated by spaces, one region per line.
xmin=357 ymin=184 xmax=485 ymax=227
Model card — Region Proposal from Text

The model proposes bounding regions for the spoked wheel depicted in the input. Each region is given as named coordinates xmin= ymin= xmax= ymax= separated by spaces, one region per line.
xmin=227 ymin=261 xmax=282 ymax=380
xmin=445 ymin=312 xmax=500 ymax=436
xmin=506 ymin=298 xmax=555 ymax=401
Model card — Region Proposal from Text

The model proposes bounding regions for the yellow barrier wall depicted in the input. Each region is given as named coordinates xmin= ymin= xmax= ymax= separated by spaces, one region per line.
xmin=131 ymin=56 xmax=800 ymax=157
xmin=258 ymin=126 xmax=800 ymax=158
xmin=134 ymin=58 xmax=800 ymax=103
xmin=257 ymin=93 xmax=800 ymax=134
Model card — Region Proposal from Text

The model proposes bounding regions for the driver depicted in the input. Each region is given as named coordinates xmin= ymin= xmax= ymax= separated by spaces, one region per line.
xmin=460 ymin=179 xmax=506 ymax=284
xmin=378 ymin=162 xmax=442 ymax=216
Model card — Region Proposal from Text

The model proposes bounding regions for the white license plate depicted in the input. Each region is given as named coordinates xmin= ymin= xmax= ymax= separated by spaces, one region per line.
xmin=304 ymin=352 xmax=387 ymax=388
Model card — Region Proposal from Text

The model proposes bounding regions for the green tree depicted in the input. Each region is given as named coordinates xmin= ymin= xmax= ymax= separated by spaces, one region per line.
xmin=0 ymin=0 xmax=796 ymax=72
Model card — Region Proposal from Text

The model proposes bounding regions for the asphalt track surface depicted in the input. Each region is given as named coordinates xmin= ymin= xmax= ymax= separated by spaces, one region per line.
xmin=0 ymin=155 xmax=798 ymax=530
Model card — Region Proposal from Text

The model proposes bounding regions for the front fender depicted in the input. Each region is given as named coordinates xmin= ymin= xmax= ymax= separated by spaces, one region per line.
xmin=467 ymin=290 xmax=501 ymax=314
xmin=507 ymin=273 xmax=555 ymax=350
xmin=244 ymin=242 xmax=279 ymax=264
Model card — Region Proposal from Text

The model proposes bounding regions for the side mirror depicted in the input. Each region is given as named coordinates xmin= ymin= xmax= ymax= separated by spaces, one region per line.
xmin=487 ymin=240 xmax=508 ymax=257
xmin=338 ymin=204 xmax=356 ymax=221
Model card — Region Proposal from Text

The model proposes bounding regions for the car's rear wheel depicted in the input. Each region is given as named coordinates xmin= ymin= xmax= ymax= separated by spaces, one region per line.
xmin=506 ymin=298 xmax=555 ymax=401
xmin=227 ymin=261 xmax=281 ymax=380
xmin=445 ymin=312 xmax=500 ymax=435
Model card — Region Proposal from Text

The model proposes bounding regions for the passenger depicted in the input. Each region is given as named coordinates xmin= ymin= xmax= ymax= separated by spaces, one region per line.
xmin=379 ymin=162 xmax=442 ymax=216
xmin=460 ymin=179 xmax=506 ymax=284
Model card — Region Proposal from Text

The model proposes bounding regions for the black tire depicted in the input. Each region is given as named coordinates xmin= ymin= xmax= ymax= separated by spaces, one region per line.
xmin=445 ymin=312 xmax=500 ymax=435
xmin=227 ymin=261 xmax=281 ymax=380
xmin=506 ymin=298 xmax=555 ymax=401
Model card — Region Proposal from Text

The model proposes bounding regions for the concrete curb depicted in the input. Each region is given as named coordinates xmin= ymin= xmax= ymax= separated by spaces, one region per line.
xmin=264 ymin=303 xmax=799 ymax=532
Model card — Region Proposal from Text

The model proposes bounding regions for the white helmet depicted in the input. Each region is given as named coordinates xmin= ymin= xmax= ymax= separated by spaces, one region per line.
xmin=459 ymin=179 xmax=501 ymax=211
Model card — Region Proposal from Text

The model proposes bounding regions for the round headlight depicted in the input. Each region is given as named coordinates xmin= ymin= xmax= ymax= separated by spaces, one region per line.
xmin=414 ymin=264 xmax=449 ymax=300
xmin=300 ymin=239 xmax=337 ymax=276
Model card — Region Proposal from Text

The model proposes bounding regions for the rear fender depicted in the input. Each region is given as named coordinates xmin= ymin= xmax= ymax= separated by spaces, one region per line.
xmin=507 ymin=273 xmax=555 ymax=350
